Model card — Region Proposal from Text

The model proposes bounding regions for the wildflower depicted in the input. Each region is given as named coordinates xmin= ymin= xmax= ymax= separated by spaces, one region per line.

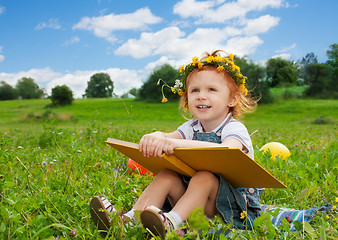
xmin=161 ymin=98 xmax=168 ymax=103
xmin=229 ymin=53 xmax=234 ymax=60
xmin=179 ymin=64 xmax=185 ymax=73
xmin=178 ymin=90 xmax=184 ymax=96
xmin=325 ymin=215 xmax=330 ymax=220
xmin=174 ymin=79 xmax=183 ymax=89
xmin=171 ymin=87 xmax=176 ymax=93
xmin=336 ymin=197 xmax=338 ymax=203
xmin=192 ymin=56 xmax=199 ymax=65
xmin=215 ymin=56 xmax=222 ymax=61
xmin=42 ymin=161 xmax=47 ymax=166
xmin=286 ymin=216 xmax=293 ymax=222
xmin=240 ymin=210 xmax=247 ymax=219
xmin=217 ymin=65 xmax=224 ymax=71
xmin=206 ymin=56 xmax=214 ymax=63
xmin=198 ymin=61 xmax=203 ymax=69
xmin=332 ymin=205 xmax=336 ymax=210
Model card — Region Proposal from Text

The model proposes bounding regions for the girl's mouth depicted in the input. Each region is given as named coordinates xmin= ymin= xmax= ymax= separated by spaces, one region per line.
xmin=197 ymin=105 xmax=211 ymax=109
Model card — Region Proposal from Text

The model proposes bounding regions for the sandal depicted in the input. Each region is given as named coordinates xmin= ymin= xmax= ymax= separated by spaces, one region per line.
xmin=89 ymin=195 xmax=116 ymax=232
xmin=141 ymin=206 xmax=177 ymax=239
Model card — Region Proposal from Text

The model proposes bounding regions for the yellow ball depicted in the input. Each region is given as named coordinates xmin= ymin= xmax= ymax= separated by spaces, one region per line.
xmin=260 ymin=142 xmax=291 ymax=160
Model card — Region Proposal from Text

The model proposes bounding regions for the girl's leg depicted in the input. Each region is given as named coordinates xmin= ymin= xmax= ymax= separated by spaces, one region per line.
xmin=171 ymin=171 xmax=219 ymax=221
xmin=133 ymin=169 xmax=187 ymax=210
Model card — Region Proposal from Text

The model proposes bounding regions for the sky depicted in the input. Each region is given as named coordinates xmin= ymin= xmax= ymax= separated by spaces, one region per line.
xmin=0 ymin=0 xmax=337 ymax=98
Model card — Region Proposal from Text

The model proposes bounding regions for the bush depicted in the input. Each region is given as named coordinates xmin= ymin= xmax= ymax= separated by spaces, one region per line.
xmin=50 ymin=85 xmax=74 ymax=106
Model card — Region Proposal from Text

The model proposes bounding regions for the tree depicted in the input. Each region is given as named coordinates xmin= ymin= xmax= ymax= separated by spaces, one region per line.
xmin=266 ymin=58 xmax=298 ymax=87
xmin=15 ymin=77 xmax=45 ymax=99
xmin=50 ymin=85 xmax=74 ymax=106
xmin=304 ymin=63 xmax=333 ymax=97
xmin=298 ymin=52 xmax=318 ymax=83
xmin=85 ymin=73 xmax=114 ymax=98
xmin=139 ymin=64 xmax=180 ymax=102
xmin=234 ymin=56 xmax=274 ymax=103
xmin=0 ymin=81 xmax=18 ymax=100
xmin=326 ymin=43 xmax=338 ymax=81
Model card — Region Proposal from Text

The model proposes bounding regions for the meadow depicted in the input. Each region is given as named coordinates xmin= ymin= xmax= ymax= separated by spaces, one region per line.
xmin=0 ymin=98 xmax=337 ymax=239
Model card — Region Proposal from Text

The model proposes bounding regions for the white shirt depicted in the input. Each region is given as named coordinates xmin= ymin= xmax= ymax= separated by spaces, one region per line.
xmin=176 ymin=113 xmax=254 ymax=159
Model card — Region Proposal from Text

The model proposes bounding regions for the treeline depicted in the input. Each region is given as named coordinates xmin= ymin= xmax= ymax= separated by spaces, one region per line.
xmin=0 ymin=43 xmax=337 ymax=105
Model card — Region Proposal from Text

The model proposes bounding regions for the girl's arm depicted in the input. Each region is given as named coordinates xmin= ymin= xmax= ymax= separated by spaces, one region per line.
xmin=139 ymin=131 xmax=243 ymax=158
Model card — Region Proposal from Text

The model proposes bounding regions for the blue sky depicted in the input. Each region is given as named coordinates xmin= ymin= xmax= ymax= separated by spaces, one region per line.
xmin=0 ymin=0 xmax=337 ymax=98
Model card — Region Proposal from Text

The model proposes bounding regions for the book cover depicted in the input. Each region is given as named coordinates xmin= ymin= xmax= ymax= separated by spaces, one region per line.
xmin=106 ymin=138 xmax=286 ymax=188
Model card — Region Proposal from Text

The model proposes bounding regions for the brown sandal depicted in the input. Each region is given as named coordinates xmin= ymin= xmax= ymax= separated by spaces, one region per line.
xmin=141 ymin=206 xmax=177 ymax=239
xmin=89 ymin=195 xmax=116 ymax=232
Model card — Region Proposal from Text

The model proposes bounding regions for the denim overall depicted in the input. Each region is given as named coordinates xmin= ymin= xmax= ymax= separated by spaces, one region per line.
xmin=192 ymin=129 xmax=262 ymax=230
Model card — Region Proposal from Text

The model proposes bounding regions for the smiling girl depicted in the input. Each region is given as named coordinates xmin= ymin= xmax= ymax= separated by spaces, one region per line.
xmin=90 ymin=50 xmax=261 ymax=238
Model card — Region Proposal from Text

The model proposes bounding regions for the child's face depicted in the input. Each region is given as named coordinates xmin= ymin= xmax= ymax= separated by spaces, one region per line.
xmin=187 ymin=70 xmax=238 ymax=130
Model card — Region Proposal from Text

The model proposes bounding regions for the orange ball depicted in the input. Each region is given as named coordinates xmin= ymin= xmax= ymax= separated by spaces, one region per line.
xmin=127 ymin=159 xmax=155 ymax=176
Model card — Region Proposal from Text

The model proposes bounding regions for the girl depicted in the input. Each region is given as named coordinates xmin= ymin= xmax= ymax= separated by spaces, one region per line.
xmin=90 ymin=50 xmax=262 ymax=238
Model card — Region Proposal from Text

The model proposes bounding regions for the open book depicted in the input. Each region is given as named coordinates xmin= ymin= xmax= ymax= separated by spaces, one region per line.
xmin=106 ymin=138 xmax=286 ymax=188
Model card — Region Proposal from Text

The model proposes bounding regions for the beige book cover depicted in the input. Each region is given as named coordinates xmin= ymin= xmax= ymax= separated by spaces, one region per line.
xmin=106 ymin=138 xmax=286 ymax=188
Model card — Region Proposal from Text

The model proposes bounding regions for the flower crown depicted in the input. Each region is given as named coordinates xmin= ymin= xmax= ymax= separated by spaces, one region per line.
xmin=158 ymin=53 xmax=248 ymax=103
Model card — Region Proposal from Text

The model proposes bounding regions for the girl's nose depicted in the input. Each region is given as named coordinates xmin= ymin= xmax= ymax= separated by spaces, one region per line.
xmin=197 ymin=91 xmax=207 ymax=100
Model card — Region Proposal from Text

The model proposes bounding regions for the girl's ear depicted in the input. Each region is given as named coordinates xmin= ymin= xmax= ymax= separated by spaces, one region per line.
xmin=228 ymin=93 xmax=240 ymax=107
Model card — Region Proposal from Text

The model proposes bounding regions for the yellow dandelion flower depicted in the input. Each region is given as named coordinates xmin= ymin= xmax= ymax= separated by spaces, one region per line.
xmin=237 ymin=73 xmax=243 ymax=78
xmin=325 ymin=215 xmax=330 ymax=220
xmin=217 ymin=65 xmax=224 ymax=71
xmin=240 ymin=211 xmax=247 ymax=219
xmin=215 ymin=56 xmax=222 ymax=61
xmin=178 ymin=90 xmax=184 ymax=96
xmin=198 ymin=61 xmax=203 ymax=69
xmin=239 ymin=84 xmax=245 ymax=92
xmin=336 ymin=197 xmax=338 ymax=203
xmin=235 ymin=65 xmax=240 ymax=71
xmin=229 ymin=53 xmax=234 ymax=60
xmin=244 ymin=87 xmax=248 ymax=96
xmin=171 ymin=87 xmax=176 ymax=93
xmin=332 ymin=205 xmax=336 ymax=210
xmin=161 ymin=98 xmax=168 ymax=103
xmin=206 ymin=56 xmax=214 ymax=63
xmin=179 ymin=64 xmax=185 ymax=73
xmin=192 ymin=56 xmax=199 ymax=64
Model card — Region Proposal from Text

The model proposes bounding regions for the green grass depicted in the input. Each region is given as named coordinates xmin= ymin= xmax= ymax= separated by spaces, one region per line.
xmin=0 ymin=98 xmax=337 ymax=239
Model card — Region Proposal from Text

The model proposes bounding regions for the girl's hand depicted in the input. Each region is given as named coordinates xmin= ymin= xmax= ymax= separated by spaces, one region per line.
xmin=139 ymin=132 xmax=178 ymax=158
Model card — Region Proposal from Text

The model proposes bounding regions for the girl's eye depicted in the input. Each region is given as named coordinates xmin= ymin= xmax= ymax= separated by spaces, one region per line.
xmin=191 ymin=88 xmax=199 ymax=93
xmin=209 ymin=88 xmax=216 ymax=92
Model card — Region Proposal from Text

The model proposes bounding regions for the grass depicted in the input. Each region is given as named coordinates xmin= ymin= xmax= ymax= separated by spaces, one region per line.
xmin=0 ymin=98 xmax=337 ymax=239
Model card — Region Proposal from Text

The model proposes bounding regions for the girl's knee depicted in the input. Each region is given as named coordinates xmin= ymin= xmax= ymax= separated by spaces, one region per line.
xmin=190 ymin=171 xmax=219 ymax=187
xmin=155 ymin=169 xmax=182 ymax=183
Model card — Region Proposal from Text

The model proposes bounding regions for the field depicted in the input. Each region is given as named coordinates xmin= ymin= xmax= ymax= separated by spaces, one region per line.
xmin=0 ymin=98 xmax=337 ymax=239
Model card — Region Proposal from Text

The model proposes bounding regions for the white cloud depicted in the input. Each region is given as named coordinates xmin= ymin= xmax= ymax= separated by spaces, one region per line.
xmin=243 ymin=15 xmax=280 ymax=35
xmin=144 ymin=56 xmax=179 ymax=73
xmin=62 ymin=36 xmax=80 ymax=46
xmin=0 ymin=6 xmax=5 ymax=15
xmin=276 ymin=43 xmax=296 ymax=53
xmin=173 ymin=0 xmax=284 ymax=23
xmin=115 ymin=26 xmax=243 ymax=59
xmin=224 ymin=36 xmax=264 ymax=56
xmin=0 ymin=67 xmax=143 ymax=98
xmin=272 ymin=53 xmax=291 ymax=59
xmin=0 ymin=46 xmax=4 ymax=63
xmin=73 ymin=7 xmax=162 ymax=43
xmin=35 ymin=18 xmax=61 ymax=30
xmin=114 ymin=27 xmax=186 ymax=58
